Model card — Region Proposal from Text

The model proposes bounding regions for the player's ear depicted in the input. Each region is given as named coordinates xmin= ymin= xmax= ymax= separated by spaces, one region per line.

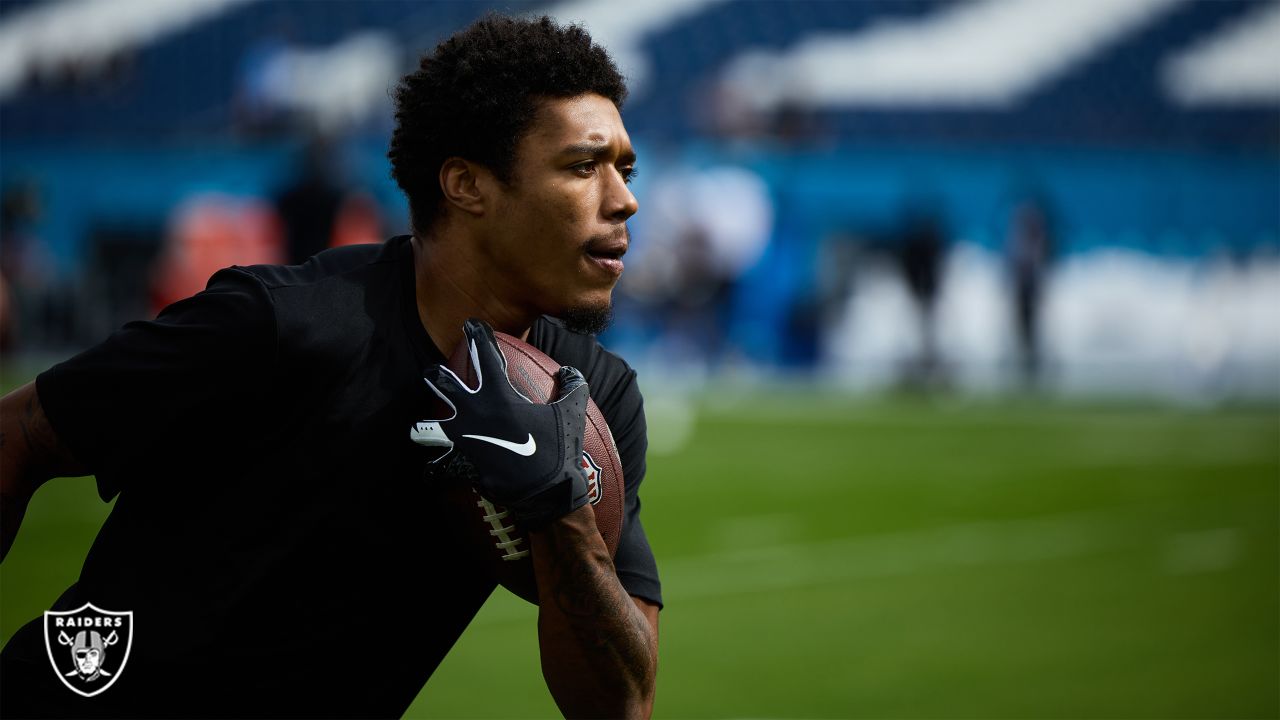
xmin=439 ymin=157 xmax=491 ymax=217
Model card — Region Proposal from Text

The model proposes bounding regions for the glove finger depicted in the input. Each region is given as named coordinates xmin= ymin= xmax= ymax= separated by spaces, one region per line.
xmin=462 ymin=319 xmax=508 ymax=389
xmin=423 ymin=366 xmax=466 ymax=411
xmin=552 ymin=366 xmax=589 ymax=404
xmin=552 ymin=366 xmax=589 ymax=442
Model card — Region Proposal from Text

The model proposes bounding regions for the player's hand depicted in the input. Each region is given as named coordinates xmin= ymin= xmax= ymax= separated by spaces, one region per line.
xmin=421 ymin=319 xmax=592 ymax=529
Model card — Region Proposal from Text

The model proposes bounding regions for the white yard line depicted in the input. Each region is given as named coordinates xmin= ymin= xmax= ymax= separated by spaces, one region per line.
xmin=474 ymin=505 xmax=1210 ymax=625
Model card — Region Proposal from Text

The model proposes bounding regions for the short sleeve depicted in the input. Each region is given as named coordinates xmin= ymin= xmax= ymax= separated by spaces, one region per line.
xmin=35 ymin=267 xmax=277 ymax=499
xmin=606 ymin=375 xmax=663 ymax=608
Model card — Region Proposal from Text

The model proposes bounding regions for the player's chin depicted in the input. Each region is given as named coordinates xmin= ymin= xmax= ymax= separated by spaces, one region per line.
xmin=566 ymin=271 xmax=617 ymax=304
xmin=559 ymin=297 xmax=614 ymax=336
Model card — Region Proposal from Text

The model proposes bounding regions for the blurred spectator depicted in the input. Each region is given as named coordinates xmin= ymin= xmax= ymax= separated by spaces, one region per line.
xmin=0 ymin=180 xmax=58 ymax=350
xmin=630 ymin=162 xmax=773 ymax=368
xmin=814 ymin=232 xmax=864 ymax=336
xmin=896 ymin=197 xmax=948 ymax=386
xmin=273 ymin=136 xmax=347 ymax=265
xmin=1005 ymin=195 xmax=1056 ymax=385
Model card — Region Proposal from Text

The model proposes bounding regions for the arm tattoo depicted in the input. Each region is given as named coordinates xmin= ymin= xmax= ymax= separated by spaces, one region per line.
xmin=19 ymin=393 xmax=62 ymax=461
xmin=542 ymin=526 xmax=654 ymax=682
xmin=13 ymin=391 xmax=82 ymax=481
xmin=548 ymin=530 xmax=614 ymax=620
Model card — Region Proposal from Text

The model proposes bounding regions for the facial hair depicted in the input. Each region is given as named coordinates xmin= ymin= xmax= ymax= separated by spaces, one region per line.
xmin=559 ymin=302 xmax=614 ymax=336
xmin=559 ymin=225 xmax=625 ymax=335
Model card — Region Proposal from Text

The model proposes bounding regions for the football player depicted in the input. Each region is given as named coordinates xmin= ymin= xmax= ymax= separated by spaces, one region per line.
xmin=0 ymin=14 xmax=659 ymax=718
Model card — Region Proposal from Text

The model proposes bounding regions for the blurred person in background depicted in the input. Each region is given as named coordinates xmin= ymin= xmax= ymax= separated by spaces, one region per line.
xmin=637 ymin=162 xmax=772 ymax=370
xmin=0 ymin=14 xmax=658 ymax=718
xmin=895 ymin=195 xmax=948 ymax=388
xmin=1005 ymin=193 xmax=1056 ymax=386
xmin=273 ymin=134 xmax=348 ymax=265
xmin=0 ymin=180 xmax=59 ymax=352
xmin=271 ymin=135 xmax=384 ymax=262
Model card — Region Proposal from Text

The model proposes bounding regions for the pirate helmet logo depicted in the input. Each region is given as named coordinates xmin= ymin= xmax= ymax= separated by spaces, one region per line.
xmin=43 ymin=603 xmax=133 ymax=697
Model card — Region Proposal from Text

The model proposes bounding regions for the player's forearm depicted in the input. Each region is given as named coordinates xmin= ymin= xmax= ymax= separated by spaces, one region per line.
xmin=532 ymin=505 xmax=657 ymax=719
xmin=0 ymin=382 xmax=87 ymax=561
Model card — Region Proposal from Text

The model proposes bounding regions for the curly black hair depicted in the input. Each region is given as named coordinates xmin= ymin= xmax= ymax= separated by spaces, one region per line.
xmin=388 ymin=14 xmax=628 ymax=233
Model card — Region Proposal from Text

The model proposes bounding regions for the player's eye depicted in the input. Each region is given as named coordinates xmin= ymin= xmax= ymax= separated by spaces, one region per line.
xmin=620 ymin=166 xmax=638 ymax=185
xmin=572 ymin=161 xmax=597 ymax=177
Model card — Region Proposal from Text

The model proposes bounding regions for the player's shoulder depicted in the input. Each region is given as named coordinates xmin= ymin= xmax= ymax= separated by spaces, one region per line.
xmin=219 ymin=238 xmax=409 ymax=355
xmin=236 ymin=238 xmax=400 ymax=291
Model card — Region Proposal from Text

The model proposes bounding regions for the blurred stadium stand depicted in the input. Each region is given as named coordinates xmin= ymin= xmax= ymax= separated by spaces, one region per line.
xmin=0 ymin=0 xmax=1276 ymax=398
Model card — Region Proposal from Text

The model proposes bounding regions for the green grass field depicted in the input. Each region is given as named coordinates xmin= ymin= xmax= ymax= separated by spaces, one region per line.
xmin=2 ymin=379 xmax=1276 ymax=718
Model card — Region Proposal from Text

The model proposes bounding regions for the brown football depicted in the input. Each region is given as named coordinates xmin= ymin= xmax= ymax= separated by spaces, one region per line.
xmin=438 ymin=331 xmax=625 ymax=605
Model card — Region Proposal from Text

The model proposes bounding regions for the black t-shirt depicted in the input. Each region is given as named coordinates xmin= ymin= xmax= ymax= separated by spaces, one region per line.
xmin=1 ymin=236 xmax=660 ymax=718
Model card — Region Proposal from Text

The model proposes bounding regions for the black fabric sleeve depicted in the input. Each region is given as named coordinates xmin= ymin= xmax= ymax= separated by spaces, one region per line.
xmin=602 ymin=369 xmax=663 ymax=608
xmin=35 ymin=267 xmax=277 ymax=500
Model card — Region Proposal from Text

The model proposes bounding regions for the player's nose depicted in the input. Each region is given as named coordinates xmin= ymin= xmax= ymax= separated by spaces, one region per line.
xmin=603 ymin=169 xmax=638 ymax=222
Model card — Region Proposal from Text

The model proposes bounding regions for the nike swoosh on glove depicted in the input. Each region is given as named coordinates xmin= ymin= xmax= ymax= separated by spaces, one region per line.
xmin=421 ymin=319 xmax=592 ymax=529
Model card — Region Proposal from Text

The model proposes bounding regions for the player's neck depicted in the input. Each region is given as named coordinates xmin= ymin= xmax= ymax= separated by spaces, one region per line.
xmin=412 ymin=233 xmax=535 ymax=356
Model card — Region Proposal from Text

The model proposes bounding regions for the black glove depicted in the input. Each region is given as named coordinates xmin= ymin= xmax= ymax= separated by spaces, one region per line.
xmin=419 ymin=319 xmax=592 ymax=529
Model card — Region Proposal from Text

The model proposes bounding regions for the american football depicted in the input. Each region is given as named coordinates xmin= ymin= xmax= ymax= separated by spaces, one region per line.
xmin=442 ymin=331 xmax=625 ymax=605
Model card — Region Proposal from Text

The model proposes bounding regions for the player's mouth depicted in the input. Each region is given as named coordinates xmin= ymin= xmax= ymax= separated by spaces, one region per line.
xmin=584 ymin=236 xmax=627 ymax=277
